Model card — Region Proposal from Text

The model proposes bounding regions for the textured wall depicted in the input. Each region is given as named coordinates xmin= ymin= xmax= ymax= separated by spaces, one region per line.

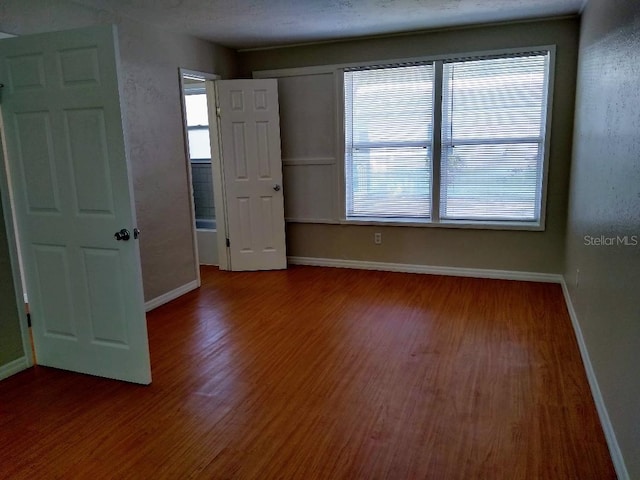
xmin=564 ymin=0 xmax=640 ymax=477
xmin=0 ymin=196 xmax=24 ymax=366
xmin=117 ymin=20 xmax=235 ymax=300
xmin=0 ymin=0 xmax=237 ymax=302
xmin=238 ymin=18 xmax=579 ymax=273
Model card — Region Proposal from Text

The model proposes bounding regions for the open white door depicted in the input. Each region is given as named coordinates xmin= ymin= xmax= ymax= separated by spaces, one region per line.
xmin=0 ymin=26 xmax=151 ymax=384
xmin=217 ymin=79 xmax=286 ymax=271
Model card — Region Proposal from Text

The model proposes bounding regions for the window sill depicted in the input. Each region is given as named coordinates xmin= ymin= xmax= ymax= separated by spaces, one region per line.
xmin=340 ymin=217 xmax=544 ymax=231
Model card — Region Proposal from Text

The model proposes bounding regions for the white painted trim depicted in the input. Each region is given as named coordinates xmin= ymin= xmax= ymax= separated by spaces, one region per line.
xmin=209 ymin=80 xmax=231 ymax=271
xmin=287 ymin=256 xmax=562 ymax=283
xmin=337 ymin=218 xmax=544 ymax=231
xmin=178 ymin=69 xmax=202 ymax=286
xmin=283 ymin=157 xmax=335 ymax=166
xmin=0 ymin=95 xmax=34 ymax=368
xmin=285 ymin=218 xmax=340 ymax=224
xmin=178 ymin=69 xmax=221 ymax=287
xmin=0 ymin=356 xmax=29 ymax=381
xmin=560 ymin=279 xmax=630 ymax=480
xmin=144 ymin=280 xmax=199 ymax=312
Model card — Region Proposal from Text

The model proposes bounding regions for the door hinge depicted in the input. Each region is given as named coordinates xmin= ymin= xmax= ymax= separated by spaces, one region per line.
xmin=216 ymin=107 xmax=221 ymax=118
xmin=226 ymin=238 xmax=230 ymax=248
xmin=27 ymin=313 xmax=32 ymax=328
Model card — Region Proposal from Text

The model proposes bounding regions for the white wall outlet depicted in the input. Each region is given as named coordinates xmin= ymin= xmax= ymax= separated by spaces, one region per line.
xmin=374 ymin=232 xmax=382 ymax=245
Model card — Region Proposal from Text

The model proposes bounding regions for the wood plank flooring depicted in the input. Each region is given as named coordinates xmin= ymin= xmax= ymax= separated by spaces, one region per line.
xmin=0 ymin=266 xmax=615 ymax=479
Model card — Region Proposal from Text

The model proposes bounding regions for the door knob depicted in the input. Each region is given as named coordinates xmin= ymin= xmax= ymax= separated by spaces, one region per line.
xmin=273 ymin=184 xmax=281 ymax=191
xmin=114 ymin=228 xmax=131 ymax=241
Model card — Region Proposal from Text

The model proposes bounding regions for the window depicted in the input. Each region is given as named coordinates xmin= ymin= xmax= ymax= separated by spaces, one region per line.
xmin=184 ymin=87 xmax=215 ymax=226
xmin=343 ymin=50 xmax=551 ymax=227
xmin=185 ymin=91 xmax=212 ymax=160
xmin=344 ymin=65 xmax=434 ymax=218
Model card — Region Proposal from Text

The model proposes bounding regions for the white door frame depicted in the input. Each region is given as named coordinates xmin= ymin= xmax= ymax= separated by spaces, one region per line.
xmin=206 ymin=79 xmax=230 ymax=270
xmin=0 ymin=96 xmax=34 ymax=371
xmin=0 ymin=29 xmax=31 ymax=374
xmin=177 ymin=68 xmax=229 ymax=272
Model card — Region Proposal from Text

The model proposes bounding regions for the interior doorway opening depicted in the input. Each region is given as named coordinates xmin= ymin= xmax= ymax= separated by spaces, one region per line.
xmin=179 ymin=70 xmax=221 ymax=267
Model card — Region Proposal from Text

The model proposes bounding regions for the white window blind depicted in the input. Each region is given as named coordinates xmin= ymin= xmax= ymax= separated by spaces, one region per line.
xmin=185 ymin=92 xmax=212 ymax=161
xmin=344 ymin=65 xmax=434 ymax=218
xmin=440 ymin=54 xmax=549 ymax=221
xmin=185 ymin=93 xmax=209 ymax=127
xmin=187 ymin=129 xmax=212 ymax=160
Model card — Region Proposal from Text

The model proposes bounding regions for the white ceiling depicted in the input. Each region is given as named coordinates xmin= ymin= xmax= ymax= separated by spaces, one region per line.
xmin=71 ymin=0 xmax=585 ymax=50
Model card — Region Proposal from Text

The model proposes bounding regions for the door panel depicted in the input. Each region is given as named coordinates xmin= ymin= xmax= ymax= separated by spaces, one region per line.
xmin=66 ymin=108 xmax=115 ymax=215
xmin=217 ymin=79 xmax=286 ymax=271
xmin=0 ymin=25 xmax=151 ymax=384
xmin=15 ymin=112 xmax=60 ymax=211
xmin=33 ymin=245 xmax=76 ymax=338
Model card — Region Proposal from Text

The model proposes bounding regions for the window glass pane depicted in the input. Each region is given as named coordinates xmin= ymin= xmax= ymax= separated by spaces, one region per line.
xmin=350 ymin=147 xmax=431 ymax=217
xmin=188 ymin=128 xmax=211 ymax=160
xmin=345 ymin=65 xmax=434 ymax=218
xmin=185 ymin=94 xmax=209 ymax=126
xmin=191 ymin=163 xmax=215 ymax=221
xmin=441 ymin=143 xmax=541 ymax=220
xmin=441 ymin=54 xmax=548 ymax=221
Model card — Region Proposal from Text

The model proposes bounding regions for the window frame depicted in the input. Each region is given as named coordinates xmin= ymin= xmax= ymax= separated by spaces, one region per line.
xmin=339 ymin=46 xmax=556 ymax=231
xmin=184 ymin=86 xmax=213 ymax=163
xmin=344 ymin=63 xmax=436 ymax=220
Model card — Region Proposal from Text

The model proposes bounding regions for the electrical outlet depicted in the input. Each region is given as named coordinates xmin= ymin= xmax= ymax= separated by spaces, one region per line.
xmin=575 ymin=268 xmax=580 ymax=288
xmin=374 ymin=232 xmax=382 ymax=245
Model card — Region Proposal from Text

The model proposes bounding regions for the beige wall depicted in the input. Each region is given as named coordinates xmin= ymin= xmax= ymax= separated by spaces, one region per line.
xmin=117 ymin=21 xmax=236 ymax=300
xmin=564 ymin=1 xmax=640 ymax=478
xmin=0 ymin=0 xmax=237 ymax=302
xmin=0 ymin=197 xmax=24 ymax=366
xmin=239 ymin=18 xmax=579 ymax=273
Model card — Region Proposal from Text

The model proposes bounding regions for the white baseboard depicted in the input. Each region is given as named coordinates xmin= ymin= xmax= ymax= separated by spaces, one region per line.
xmin=144 ymin=279 xmax=199 ymax=312
xmin=561 ymin=279 xmax=629 ymax=480
xmin=0 ymin=356 xmax=29 ymax=381
xmin=287 ymin=256 xmax=563 ymax=283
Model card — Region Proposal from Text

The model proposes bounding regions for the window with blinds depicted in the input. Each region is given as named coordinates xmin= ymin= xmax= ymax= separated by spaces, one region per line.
xmin=440 ymin=54 xmax=549 ymax=221
xmin=344 ymin=65 xmax=434 ymax=218
xmin=343 ymin=50 xmax=551 ymax=227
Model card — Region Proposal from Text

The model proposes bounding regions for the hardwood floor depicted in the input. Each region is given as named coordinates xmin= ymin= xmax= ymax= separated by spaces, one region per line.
xmin=0 ymin=266 xmax=615 ymax=479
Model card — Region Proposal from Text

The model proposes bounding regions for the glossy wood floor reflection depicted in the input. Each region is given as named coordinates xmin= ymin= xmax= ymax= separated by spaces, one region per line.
xmin=0 ymin=266 xmax=615 ymax=479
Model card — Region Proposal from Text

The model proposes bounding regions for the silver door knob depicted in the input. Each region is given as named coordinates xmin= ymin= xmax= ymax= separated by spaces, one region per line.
xmin=273 ymin=184 xmax=281 ymax=191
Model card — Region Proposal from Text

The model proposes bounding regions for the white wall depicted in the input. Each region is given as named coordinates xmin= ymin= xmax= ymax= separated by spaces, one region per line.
xmin=564 ymin=1 xmax=640 ymax=478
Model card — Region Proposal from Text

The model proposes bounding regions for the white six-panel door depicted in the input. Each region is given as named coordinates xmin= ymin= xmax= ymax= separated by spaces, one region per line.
xmin=216 ymin=79 xmax=287 ymax=271
xmin=0 ymin=26 xmax=151 ymax=384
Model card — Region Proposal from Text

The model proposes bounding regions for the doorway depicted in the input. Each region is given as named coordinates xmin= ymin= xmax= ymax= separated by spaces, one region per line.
xmin=179 ymin=70 xmax=222 ymax=267
xmin=179 ymin=73 xmax=287 ymax=272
